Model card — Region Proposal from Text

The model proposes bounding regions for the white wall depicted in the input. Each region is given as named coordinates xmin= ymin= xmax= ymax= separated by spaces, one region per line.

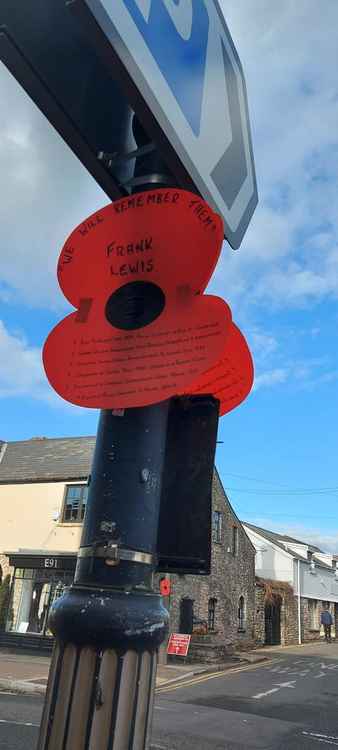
xmin=243 ymin=526 xmax=294 ymax=584
xmin=295 ymin=559 xmax=338 ymax=603
xmin=0 ymin=482 xmax=84 ymax=554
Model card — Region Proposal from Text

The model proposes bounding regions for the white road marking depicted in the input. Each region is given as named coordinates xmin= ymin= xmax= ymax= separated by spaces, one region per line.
xmin=0 ymin=719 xmax=39 ymax=727
xmin=252 ymin=680 xmax=296 ymax=699
xmin=253 ymin=688 xmax=280 ymax=699
xmin=156 ymin=658 xmax=279 ymax=694
xmin=303 ymin=733 xmax=338 ymax=741
xmin=302 ymin=732 xmax=338 ymax=746
xmin=275 ymin=681 xmax=296 ymax=689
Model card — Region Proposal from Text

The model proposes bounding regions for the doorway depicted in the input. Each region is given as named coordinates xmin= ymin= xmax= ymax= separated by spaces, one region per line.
xmin=179 ymin=598 xmax=194 ymax=634
xmin=265 ymin=596 xmax=281 ymax=645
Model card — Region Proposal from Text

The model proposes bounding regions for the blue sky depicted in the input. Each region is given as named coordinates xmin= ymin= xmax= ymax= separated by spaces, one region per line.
xmin=1 ymin=1 xmax=338 ymax=551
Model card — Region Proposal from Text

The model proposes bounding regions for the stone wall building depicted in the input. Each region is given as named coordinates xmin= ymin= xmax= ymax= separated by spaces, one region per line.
xmin=161 ymin=470 xmax=256 ymax=662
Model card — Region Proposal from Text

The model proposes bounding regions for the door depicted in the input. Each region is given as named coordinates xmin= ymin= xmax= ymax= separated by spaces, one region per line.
xmin=265 ymin=596 xmax=281 ymax=645
xmin=179 ymin=598 xmax=194 ymax=634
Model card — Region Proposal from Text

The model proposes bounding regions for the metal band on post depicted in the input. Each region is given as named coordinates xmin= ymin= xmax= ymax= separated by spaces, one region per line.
xmin=77 ymin=545 xmax=154 ymax=566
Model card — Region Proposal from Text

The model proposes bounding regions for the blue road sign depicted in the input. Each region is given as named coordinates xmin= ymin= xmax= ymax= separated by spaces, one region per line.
xmin=80 ymin=0 xmax=258 ymax=247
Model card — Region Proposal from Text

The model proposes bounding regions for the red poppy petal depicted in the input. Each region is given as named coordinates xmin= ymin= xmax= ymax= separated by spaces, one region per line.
xmin=182 ymin=323 xmax=254 ymax=415
xmin=43 ymin=296 xmax=231 ymax=409
xmin=57 ymin=189 xmax=223 ymax=308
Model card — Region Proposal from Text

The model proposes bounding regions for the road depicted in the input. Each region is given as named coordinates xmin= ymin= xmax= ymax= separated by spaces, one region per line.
xmin=1 ymin=644 xmax=338 ymax=749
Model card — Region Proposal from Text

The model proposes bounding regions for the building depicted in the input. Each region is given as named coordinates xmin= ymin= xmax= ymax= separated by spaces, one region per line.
xmin=0 ymin=437 xmax=256 ymax=659
xmin=243 ymin=522 xmax=338 ymax=646
xmin=0 ymin=437 xmax=94 ymax=651
xmin=166 ymin=471 xmax=256 ymax=662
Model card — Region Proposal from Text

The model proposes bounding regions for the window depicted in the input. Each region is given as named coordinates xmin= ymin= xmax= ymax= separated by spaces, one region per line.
xmin=238 ymin=596 xmax=245 ymax=631
xmin=308 ymin=599 xmax=319 ymax=629
xmin=208 ymin=598 xmax=217 ymax=631
xmin=232 ymin=526 xmax=239 ymax=556
xmin=62 ymin=484 xmax=88 ymax=523
xmin=7 ymin=569 xmax=73 ymax=636
xmin=212 ymin=511 xmax=222 ymax=543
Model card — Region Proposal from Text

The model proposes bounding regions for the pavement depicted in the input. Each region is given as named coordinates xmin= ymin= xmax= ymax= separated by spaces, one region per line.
xmin=0 ymin=647 xmax=269 ymax=696
xmin=0 ymin=640 xmax=337 ymax=750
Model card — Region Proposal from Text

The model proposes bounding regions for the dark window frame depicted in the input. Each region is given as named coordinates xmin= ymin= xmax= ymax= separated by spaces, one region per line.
xmin=232 ymin=526 xmax=239 ymax=556
xmin=61 ymin=484 xmax=88 ymax=523
xmin=238 ymin=595 xmax=245 ymax=631
xmin=212 ymin=511 xmax=222 ymax=543
xmin=208 ymin=597 xmax=217 ymax=631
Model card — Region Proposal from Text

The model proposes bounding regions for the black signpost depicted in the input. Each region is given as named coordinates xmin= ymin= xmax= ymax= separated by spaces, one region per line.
xmin=36 ymin=122 xmax=219 ymax=747
xmin=0 ymin=2 xmax=256 ymax=747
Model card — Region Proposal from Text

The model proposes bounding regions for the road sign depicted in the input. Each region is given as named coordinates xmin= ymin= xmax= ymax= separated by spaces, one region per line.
xmin=167 ymin=633 xmax=191 ymax=657
xmin=74 ymin=0 xmax=258 ymax=248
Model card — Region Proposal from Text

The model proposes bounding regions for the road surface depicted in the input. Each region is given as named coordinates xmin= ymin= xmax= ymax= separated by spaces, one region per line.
xmin=1 ymin=644 xmax=338 ymax=749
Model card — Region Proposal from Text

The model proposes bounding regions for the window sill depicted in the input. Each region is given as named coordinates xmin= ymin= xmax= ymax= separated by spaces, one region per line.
xmin=238 ymin=628 xmax=246 ymax=634
xmin=56 ymin=522 xmax=83 ymax=527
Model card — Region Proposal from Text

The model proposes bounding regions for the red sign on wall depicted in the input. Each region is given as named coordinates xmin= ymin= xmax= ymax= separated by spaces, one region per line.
xmin=167 ymin=633 xmax=191 ymax=657
xmin=160 ymin=578 xmax=171 ymax=597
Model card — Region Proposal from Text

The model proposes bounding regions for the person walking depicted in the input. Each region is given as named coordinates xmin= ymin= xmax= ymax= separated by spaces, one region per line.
xmin=321 ymin=606 xmax=333 ymax=643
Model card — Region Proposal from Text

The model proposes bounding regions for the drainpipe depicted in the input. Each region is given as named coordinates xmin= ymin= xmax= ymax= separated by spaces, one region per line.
xmin=297 ymin=559 xmax=302 ymax=645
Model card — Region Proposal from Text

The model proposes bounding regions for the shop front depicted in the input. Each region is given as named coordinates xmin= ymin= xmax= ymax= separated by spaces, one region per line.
xmin=0 ymin=551 xmax=76 ymax=652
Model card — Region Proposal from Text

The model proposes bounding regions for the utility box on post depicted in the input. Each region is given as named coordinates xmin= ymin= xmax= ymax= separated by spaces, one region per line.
xmin=157 ymin=395 xmax=219 ymax=575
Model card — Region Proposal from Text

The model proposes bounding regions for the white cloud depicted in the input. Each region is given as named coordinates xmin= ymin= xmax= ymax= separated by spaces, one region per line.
xmin=0 ymin=66 xmax=106 ymax=309
xmin=248 ymin=329 xmax=278 ymax=360
xmin=214 ymin=0 xmax=338 ymax=310
xmin=0 ymin=320 xmax=83 ymax=413
xmin=0 ymin=320 xmax=44 ymax=398
xmin=253 ymin=367 xmax=289 ymax=391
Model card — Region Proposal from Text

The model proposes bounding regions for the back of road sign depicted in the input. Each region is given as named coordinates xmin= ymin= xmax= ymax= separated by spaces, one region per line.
xmin=73 ymin=0 xmax=258 ymax=248
xmin=0 ymin=0 xmax=257 ymax=248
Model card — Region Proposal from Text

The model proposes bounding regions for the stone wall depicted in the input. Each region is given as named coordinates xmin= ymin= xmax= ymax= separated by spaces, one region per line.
xmin=254 ymin=583 xmax=265 ymax=646
xmin=0 ymin=554 xmax=11 ymax=582
xmin=302 ymin=598 xmax=335 ymax=642
xmin=159 ymin=470 xmax=256 ymax=660
xmin=281 ymin=592 xmax=299 ymax=645
xmin=255 ymin=579 xmax=336 ymax=646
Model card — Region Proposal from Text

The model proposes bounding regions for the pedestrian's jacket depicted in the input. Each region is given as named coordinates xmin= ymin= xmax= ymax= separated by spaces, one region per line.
xmin=320 ymin=611 xmax=333 ymax=625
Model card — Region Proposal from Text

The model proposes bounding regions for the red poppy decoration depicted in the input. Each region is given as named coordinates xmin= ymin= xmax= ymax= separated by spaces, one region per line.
xmin=181 ymin=323 xmax=254 ymax=416
xmin=43 ymin=189 xmax=233 ymax=409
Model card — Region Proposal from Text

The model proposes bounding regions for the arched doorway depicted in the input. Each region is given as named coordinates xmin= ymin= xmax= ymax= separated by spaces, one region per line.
xmin=265 ymin=595 xmax=281 ymax=645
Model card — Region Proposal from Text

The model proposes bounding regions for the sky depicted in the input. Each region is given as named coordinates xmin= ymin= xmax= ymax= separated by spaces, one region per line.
xmin=0 ymin=1 xmax=338 ymax=552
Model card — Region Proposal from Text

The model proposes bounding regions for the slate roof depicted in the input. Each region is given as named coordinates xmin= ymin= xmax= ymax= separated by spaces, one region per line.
xmin=243 ymin=521 xmax=334 ymax=569
xmin=0 ymin=437 xmax=95 ymax=483
xmin=243 ymin=521 xmax=322 ymax=554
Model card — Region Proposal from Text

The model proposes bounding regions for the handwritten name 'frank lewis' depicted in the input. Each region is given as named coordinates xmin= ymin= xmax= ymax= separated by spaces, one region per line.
xmin=107 ymin=236 xmax=154 ymax=278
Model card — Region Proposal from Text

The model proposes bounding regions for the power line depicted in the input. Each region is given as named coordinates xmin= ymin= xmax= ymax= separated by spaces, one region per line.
xmin=224 ymin=487 xmax=338 ymax=496
xmin=238 ymin=509 xmax=338 ymax=521
xmin=219 ymin=470 xmax=338 ymax=494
